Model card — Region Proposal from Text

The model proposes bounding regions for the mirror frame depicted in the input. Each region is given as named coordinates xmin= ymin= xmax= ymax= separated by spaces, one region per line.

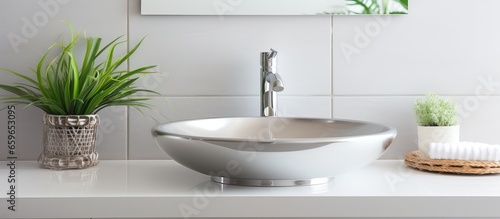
xmin=141 ymin=0 xmax=408 ymax=16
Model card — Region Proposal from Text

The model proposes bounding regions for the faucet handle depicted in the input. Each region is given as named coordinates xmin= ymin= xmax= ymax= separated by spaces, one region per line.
xmin=261 ymin=48 xmax=278 ymax=72
xmin=268 ymin=48 xmax=277 ymax=59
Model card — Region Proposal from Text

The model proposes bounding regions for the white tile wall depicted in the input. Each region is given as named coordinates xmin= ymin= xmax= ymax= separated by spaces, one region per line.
xmin=2 ymin=0 xmax=500 ymax=161
xmin=0 ymin=0 xmax=128 ymax=160
xmin=333 ymin=96 xmax=419 ymax=159
xmin=332 ymin=0 xmax=500 ymax=95
xmin=127 ymin=0 xmax=331 ymax=96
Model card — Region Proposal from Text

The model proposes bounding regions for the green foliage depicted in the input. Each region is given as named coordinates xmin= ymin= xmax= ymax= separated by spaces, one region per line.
xmin=394 ymin=0 xmax=408 ymax=10
xmin=346 ymin=0 xmax=408 ymax=14
xmin=0 ymin=23 xmax=160 ymax=115
xmin=414 ymin=93 xmax=458 ymax=126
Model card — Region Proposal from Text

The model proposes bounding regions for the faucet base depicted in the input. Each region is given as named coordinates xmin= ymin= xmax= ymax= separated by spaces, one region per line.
xmin=210 ymin=176 xmax=333 ymax=187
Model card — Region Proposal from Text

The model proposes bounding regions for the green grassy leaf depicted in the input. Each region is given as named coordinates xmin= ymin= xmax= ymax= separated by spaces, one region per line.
xmin=394 ymin=0 xmax=408 ymax=10
xmin=0 ymin=22 xmax=161 ymax=115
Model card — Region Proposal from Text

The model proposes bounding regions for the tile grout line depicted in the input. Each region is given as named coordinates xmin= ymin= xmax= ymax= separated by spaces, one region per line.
xmin=126 ymin=0 xmax=130 ymax=161
xmin=330 ymin=15 xmax=334 ymax=119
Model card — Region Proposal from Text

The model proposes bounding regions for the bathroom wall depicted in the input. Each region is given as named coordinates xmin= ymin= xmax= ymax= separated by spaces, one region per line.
xmin=1 ymin=0 xmax=500 ymax=161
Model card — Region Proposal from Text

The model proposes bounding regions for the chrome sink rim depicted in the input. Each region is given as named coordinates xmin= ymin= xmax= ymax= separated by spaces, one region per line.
xmin=153 ymin=117 xmax=396 ymax=144
xmin=153 ymin=116 xmax=397 ymax=187
xmin=210 ymin=176 xmax=333 ymax=187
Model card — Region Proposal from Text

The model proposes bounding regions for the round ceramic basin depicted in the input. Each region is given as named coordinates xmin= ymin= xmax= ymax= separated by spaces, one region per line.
xmin=152 ymin=117 xmax=396 ymax=187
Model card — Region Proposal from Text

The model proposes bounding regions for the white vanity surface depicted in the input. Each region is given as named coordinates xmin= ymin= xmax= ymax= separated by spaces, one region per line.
xmin=1 ymin=160 xmax=500 ymax=218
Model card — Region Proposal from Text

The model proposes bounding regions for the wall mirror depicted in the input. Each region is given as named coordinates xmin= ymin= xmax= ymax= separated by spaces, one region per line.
xmin=141 ymin=0 xmax=408 ymax=16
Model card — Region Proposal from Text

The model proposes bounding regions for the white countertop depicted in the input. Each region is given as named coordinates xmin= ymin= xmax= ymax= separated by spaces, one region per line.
xmin=2 ymin=160 xmax=500 ymax=218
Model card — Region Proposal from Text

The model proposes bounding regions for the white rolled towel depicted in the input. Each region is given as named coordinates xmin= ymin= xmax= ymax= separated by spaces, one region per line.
xmin=428 ymin=142 xmax=500 ymax=161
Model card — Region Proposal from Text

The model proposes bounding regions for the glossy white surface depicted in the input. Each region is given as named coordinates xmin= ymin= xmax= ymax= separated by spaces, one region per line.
xmin=2 ymin=160 xmax=500 ymax=218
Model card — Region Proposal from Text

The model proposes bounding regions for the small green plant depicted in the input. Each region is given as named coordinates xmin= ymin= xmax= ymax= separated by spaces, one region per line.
xmin=414 ymin=93 xmax=457 ymax=126
xmin=0 ymin=23 xmax=159 ymax=115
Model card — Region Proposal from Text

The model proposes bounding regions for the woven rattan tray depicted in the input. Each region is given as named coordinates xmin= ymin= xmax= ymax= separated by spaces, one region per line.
xmin=404 ymin=151 xmax=500 ymax=175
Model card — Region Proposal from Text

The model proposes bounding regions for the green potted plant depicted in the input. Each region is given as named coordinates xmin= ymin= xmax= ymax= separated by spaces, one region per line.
xmin=414 ymin=93 xmax=459 ymax=158
xmin=0 ymin=24 xmax=159 ymax=169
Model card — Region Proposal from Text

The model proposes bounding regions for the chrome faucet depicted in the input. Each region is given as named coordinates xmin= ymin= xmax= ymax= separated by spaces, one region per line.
xmin=261 ymin=49 xmax=284 ymax=117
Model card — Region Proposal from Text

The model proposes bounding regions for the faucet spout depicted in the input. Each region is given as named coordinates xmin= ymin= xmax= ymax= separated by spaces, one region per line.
xmin=261 ymin=49 xmax=284 ymax=117
xmin=266 ymin=72 xmax=284 ymax=92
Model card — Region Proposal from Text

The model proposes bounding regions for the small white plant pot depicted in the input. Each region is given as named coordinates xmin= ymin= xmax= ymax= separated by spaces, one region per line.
xmin=417 ymin=125 xmax=460 ymax=159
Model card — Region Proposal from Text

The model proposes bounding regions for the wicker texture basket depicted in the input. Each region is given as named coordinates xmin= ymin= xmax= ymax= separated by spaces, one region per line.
xmin=38 ymin=114 xmax=100 ymax=170
xmin=405 ymin=151 xmax=500 ymax=175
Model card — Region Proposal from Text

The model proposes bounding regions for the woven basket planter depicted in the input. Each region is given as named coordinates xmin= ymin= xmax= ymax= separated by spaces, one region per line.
xmin=38 ymin=114 xmax=100 ymax=170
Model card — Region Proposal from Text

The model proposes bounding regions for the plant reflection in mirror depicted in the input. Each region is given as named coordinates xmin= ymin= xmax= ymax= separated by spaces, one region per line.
xmin=324 ymin=0 xmax=408 ymax=15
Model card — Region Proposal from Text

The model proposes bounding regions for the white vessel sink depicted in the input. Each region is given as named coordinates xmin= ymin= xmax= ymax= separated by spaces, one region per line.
xmin=152 ymin=117 xmax=396 ymax=187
